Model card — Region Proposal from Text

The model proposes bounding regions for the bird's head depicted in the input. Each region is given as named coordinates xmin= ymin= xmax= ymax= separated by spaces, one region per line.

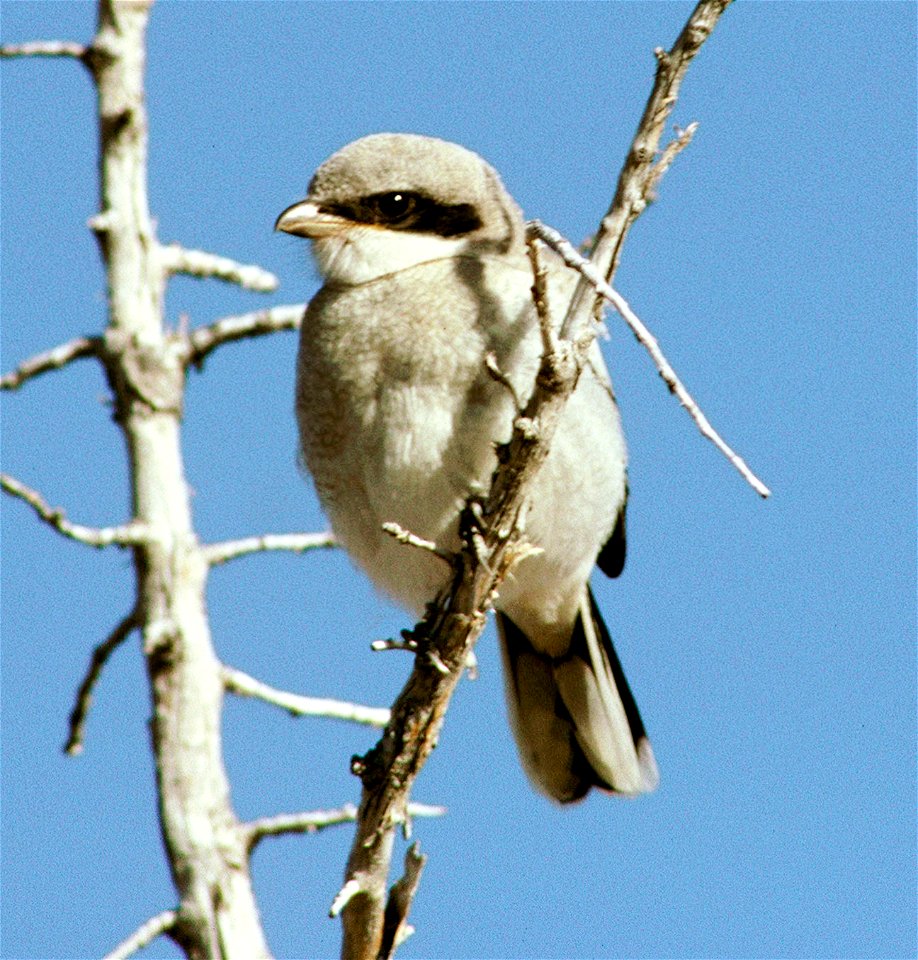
xmin=275 ymin=133 xmax=526 ymax=285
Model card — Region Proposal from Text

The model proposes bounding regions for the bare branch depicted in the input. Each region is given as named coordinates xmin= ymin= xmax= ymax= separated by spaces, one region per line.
xmin=159 ymin=243 xmax=278 ymax=293
xmin=1 ymin=336 xmax=101 ymax=391
xmin=561 ymin=0 xmax=733 ymax=341
xmin=379 ymin=843 xmax=427 ymax=959
xmin=646 ymin=122 xmax=699 ymax=200
xmin=338 ymin=5 xmax=735 ymax=956
xmin=221 ymin=665 xmax=391 ymax=727
xmin=1 ymin=473 xmax=151 ymax=547
xmin=182 ymin=305 xmax=304 ymax=368
xmin=245 ymin=804 xmax=443 ymax=851
xmin=381 ymin=522 xmax=454 ymax=565
xmin=528 ymin=221 xmax=771 ymax=498
xmin=203 ymin=531 xmax=336 ymax=567
xmin=525 ymin=236 xmax=557 ymax=358
xmin=484 ymin=352 xmax=524 ymax=411
xmin=0 ymin=41 xmax=88 ymax=60
xmin=245 ymin=804 xmax=358 ymax=848
xmin=65 ymin=609 xmax=140 ymax=755
xmin=103 ymin=909 xmax=178 ymax=960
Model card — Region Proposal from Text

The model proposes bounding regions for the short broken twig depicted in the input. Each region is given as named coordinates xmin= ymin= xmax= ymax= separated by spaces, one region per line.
xmin=330 ymin=879 xmax=364 ymax=919
xmin=646 ymin=122 xmax=699 ymax=200
xmin=381 ymin=522 xmax=454 ymax=565
xmin=245 ymin=803 xmax=444 ymax=852
xmin=0 ymin=41 xmax=88 ymax=60
xmin=379 ymin=843 xmax=427 ymax=959
xmin=525 ymin=236 xmax=558 ymax=358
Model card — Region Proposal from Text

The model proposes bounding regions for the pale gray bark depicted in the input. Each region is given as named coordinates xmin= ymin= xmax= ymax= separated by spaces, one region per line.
xmin=1 ymin=2 xmax=387 ymax=957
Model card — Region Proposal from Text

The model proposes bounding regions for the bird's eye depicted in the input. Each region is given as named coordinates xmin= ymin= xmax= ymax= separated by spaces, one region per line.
xmin=365 ymin=192 xmax=419 ymax=225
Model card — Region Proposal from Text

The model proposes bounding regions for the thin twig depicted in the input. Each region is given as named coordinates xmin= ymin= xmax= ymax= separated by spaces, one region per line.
xmin=159 ymin=243 xmax=278 ymax=293
xmin=0 ymin=41 xmax=88 ymax=60
xmin=1 ymin=336 xmax=101 ymax=390
xmin=244 ymin=803 xmax=445 ymax=851
xmin=182 ymin=305 xmax=304 ymax=368
xmin=202 ymin=531 xmax=336 ymax=567
xmin=525 ymin=236 xmax=557 ymax=358
xmin=529 ymin=221 xmax=771 ymax=498
xmin=381 ymin=522 xmax=454 ymax=565
xmin=103 ymin=909 xmax=178 ymax=960
xmin=646 ymin=122 xmax=699 ymax=200
xmin=221 ymin=665 xmax=391 ymax=726
xmin=246 ymin=804 xmax=358 ymax=848
xmin=484 ymin=353 xmax=524 ymax=411
xmin=65 ymin=610 xmax=140 ymax=755
xmin=1 ymin=473 xmax=152 ymax=547
xmin=560 ymin=0 xmax=733 ymax=342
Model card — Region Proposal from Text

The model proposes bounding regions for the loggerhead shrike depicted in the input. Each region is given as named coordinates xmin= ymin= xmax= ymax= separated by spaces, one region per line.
xmin=276 ymin=133 xmax=658 ymax=803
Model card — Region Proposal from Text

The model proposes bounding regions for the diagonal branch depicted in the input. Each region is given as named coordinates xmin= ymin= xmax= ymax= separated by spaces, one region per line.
xmin=1 ymin=336 xmax=102 ymax=391
xmin=103 ymin=909 xmax=178 ymax=960
xmin=646 ymin=122 xmax=699 ymax=200
xmin=1 ymin=473 xmax=151 ymax=548
xmin=159 ymin=243 xmax=278 ymax=293
xmin=529 ymin=221 xmax=771 ymax=498
xmin=337 ymin=4 xmax=735 ymax=957
xmin=561 ymin=0 xmax=733 ymax=342
xmin=181 ymin=305 xmax=304 ymax=368
xmin=379 ymin=842 xmax=427 ymax=959
xmin=65 ymin=609 xmax=140 ymax=755
xmin=221 ymin=665 xmax=390 ymax=727
xmin=203 ymin=531 xmax=336 ymax=567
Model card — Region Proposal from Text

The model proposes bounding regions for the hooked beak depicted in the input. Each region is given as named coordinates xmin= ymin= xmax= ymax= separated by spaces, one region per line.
xmin=274 ymin=200 xmax=352 ymax=238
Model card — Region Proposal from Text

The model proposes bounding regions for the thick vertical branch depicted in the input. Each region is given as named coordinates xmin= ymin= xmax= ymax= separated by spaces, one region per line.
xmin=86 ymin=2 xmax=269 ymax=957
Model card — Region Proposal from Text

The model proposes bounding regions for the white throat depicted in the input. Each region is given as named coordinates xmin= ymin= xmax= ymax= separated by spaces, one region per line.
xmin=310 ymin=227 xmax=467 ymax=286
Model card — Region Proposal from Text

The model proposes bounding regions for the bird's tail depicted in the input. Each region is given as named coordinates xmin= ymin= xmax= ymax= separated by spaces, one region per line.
xmin=497 ymin=587 xmax=658 ymax=803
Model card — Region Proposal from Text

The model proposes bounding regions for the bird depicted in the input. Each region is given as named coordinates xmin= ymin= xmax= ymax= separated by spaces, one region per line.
xmin=276 ymin=133 xmax=658 ymax=803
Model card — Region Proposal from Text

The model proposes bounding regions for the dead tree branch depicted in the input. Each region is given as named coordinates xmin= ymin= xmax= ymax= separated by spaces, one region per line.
xmin=182 ymin=305 xmax=303 ymax=369
xmin=336 ymin=2 xmax=734 ymax=956
xmin=245 ymin=804 xmax=445 ymax=852
xmin=222 ymin=665 xmax=390 ymax=727
xmin=65 ymin=609 xmax=140 ymax=755
xmin=203 ymin=531 xmax=336 ymax=567
xmin=103 ymin=909 xmax=178 ymax=960
xmin=561 ymin=0 xmax=732 ymax=340
xmin=1 ymin=335 xmax=102 ymax=390
xmin=378 ymin=843 xmax=426 ymax=959
xmin=0 ymin=40 xmax=89 ymax=61
xmin=160 ymin=243 xmax=279 ymax=292
xmin=0 ymin=473 xmax=150 ymax=548
xmin=528 ymin=221 xmax=771 ymax=498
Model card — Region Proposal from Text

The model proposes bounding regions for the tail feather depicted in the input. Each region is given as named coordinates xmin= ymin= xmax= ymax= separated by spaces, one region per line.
xmin=497 ymin=586 xmax=657 ymax=803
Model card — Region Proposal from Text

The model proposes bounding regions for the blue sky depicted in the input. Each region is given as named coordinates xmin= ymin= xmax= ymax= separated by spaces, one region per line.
xmin=2 ymin=3 xmax=915 ymax=959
